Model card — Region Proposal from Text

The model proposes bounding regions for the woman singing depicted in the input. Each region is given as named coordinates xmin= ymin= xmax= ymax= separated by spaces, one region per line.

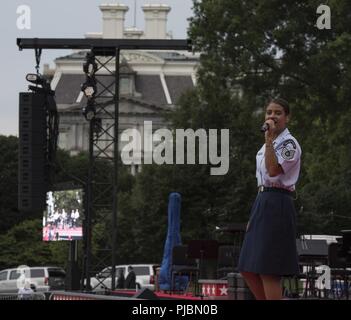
xmin=238 ymin=98 xmax=301 ymax=300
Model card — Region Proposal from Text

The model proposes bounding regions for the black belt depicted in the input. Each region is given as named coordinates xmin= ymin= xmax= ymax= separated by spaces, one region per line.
xmin=258 ymin=186 xmax=293 ymax=195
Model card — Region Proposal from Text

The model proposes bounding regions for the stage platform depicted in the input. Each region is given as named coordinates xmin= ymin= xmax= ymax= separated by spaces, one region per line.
xmin=110 ymin=279 xmax=230 ymax=300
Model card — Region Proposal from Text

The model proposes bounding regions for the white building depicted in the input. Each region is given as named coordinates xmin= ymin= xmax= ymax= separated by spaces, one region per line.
xmin=46 ymin=3 xmax=199 ymax=174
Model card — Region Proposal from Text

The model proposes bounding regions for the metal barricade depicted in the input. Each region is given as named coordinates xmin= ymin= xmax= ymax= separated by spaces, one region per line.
xmin=49 ymin=291 xmax=142 ymax=300
xmin=0 ymin=291 xmax=144 ymax=300
xmin=0 ymin=293 xmax=46 ymax=300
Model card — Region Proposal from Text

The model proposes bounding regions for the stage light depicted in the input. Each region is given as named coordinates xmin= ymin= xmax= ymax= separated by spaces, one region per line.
xmin=82 ymin=85 xmax=96 ymax=97
xmin=82 ymin=101 xmax=96 ymax=121
xmin=80 ymin=51 xmax=98 ymax=121
xmin=81 ymin=78 xmax=97 ymax=98
xmin=26 ymin=73 xmax=45 ymax=86
xmin=26 ymin=73 xmax=54 ymax=95
xmin=26 ymin=73 xmax=39 ymax=82
xmin=83 ymin=52 xmax=98 ymax=76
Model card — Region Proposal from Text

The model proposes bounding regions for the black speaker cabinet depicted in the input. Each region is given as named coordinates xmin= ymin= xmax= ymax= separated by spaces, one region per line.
xmin=18 ymin=92 xmax=47 ymax=213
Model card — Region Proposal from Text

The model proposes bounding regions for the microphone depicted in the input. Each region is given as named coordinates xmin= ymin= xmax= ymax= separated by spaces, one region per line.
xmin=260 ymin=119 xmax=277 ymax=133
xmin=260 ymin=122 xmax=269 ymax=133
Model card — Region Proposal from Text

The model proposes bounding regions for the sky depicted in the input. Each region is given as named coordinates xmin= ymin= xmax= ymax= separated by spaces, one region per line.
xmin=0 ymin=0 xmax=194 ymax=136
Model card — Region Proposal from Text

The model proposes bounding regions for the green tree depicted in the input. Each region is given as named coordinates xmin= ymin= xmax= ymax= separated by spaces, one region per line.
xmin=0 ymin=136 xmax=28 ymax=233
xmin=188 ymin=0 xmax=351 ymax=234
xmin=0 ymin=219 xmax=67 ymax=270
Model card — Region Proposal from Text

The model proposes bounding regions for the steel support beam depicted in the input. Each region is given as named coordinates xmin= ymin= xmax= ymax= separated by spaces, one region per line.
xmin=17 ymin=38 xmax=191 ymax=52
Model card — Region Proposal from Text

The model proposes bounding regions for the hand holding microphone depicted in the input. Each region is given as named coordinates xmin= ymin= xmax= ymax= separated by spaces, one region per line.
xmin=260 ymin=119 xmax=276 ymax=133
xmin=260 ymin=122 xmax=270 ymax=133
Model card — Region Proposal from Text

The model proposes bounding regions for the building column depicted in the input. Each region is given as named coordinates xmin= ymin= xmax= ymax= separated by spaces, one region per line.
xmin=142 ymin=4 xmax=171 ymax=39
xmin=100 ymin=4 xmax=129 ymax=39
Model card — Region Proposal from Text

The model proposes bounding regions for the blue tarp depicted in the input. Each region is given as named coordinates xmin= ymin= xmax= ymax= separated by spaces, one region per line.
xmin=158 ymin=193 xmax=188 ymax=291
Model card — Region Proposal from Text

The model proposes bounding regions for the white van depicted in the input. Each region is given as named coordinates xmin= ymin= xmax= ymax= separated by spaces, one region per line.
xmin=87 ymin=264 xmax=159 ymax=291
xmin=300 ymin=234 xmax=340 ymax=244
xmin=0 ymin=266 xmax=66 ymax=293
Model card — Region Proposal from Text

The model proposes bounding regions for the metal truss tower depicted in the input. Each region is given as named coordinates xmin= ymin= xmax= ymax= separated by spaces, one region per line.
xmin=17 ymin=38 xmax=191 ymax=291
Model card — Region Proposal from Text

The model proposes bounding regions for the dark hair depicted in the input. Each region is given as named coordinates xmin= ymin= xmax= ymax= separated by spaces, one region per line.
xmin=266 ymin=98 xmax=290 ymax=115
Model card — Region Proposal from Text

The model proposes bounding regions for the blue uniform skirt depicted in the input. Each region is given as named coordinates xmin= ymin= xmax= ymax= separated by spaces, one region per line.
xmin=238 ymin=191 xmax=299 ymax=276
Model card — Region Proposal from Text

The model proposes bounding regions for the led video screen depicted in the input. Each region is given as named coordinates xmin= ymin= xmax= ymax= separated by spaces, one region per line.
xmin=43 ymin=189 xmax=84 ymax=241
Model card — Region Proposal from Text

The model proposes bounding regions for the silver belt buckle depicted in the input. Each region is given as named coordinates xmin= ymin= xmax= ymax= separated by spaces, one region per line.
xmin=258 ymin=185 xmax=264 ymax=192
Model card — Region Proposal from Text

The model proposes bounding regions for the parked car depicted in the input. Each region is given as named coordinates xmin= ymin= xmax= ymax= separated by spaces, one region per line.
xmin=86 ymin=264 xmax=159 ymax=291
xmin=0 ymin=266 xmax=66 ymax=293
